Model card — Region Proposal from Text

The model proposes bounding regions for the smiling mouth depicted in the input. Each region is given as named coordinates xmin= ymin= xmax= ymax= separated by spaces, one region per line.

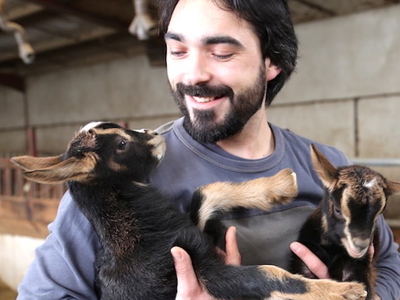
xmin=192 ymin=96 xmax=224 ymax=103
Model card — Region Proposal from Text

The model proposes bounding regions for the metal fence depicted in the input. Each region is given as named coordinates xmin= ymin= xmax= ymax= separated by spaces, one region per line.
xmin=0 ymin=158 xmax=66 ymax=238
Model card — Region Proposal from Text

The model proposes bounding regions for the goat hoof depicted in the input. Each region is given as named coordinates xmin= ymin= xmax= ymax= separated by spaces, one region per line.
xmin=305 ymin=279 xmax=367 ymax=300
xmin=334 ymin=281 xmax=367 ymax=300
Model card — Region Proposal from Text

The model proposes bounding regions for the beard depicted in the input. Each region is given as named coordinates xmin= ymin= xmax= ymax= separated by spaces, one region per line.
xmin=170 ymin=65 xmax=267 ymax=144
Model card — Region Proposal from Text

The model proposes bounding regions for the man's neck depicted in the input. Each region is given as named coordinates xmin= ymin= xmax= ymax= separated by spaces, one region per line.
xmin=216 ymin=109 xmax=274 ymax=160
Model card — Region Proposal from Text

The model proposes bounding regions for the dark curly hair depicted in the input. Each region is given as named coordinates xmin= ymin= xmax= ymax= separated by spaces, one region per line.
xmin=157 ymin=0 xmax=298 ymax=105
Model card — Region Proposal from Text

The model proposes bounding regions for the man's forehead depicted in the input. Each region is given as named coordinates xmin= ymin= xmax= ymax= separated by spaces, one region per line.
xmin=168 ymin=0 xmax=253 ymax=45
xmin=169 ymin=0 xmax=243 ymax=30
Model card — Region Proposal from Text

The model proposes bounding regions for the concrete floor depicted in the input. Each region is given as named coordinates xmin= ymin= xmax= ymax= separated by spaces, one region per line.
xmin=0 ymin=281 xmax=17 ymax=300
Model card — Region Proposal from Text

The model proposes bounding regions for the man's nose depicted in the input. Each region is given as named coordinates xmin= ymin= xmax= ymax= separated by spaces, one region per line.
xmin=183 ymin=53 xmax=212 ymax=85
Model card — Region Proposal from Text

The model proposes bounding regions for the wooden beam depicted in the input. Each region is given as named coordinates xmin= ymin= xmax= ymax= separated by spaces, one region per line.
xmin=6 ymin=2 xmax=44 ymax=21
xmin=294 ymin=0 xmax=336 ymax=16
xmin=23 ymin=0 xmax=130 ymax=32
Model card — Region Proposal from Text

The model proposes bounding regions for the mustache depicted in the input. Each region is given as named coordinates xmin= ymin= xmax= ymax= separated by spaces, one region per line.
xmin=176 ymin=83 xmax=234 ymax=99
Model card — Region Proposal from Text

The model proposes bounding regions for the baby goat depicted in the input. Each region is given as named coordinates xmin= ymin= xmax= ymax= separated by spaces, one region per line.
xmin=291 ymin=144 xmax=400 ymax=300
xmin=12 ymin=122 xmax=367 ymax=300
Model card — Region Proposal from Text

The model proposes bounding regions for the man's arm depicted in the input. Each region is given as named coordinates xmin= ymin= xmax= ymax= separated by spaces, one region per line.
xmin=17 ymin=192 xmax=100 ymax=300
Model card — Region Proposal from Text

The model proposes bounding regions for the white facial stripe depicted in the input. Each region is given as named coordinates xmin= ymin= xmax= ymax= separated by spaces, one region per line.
xmin=134 ymin=129 xmax=147 ymax=133
xmin=364 ymin=177 xmax=377 ymax=189
xmin=80 ymin=122 xmax=104 ymax=133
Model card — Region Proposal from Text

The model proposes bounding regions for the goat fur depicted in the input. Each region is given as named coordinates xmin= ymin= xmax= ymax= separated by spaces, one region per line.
xmin=290 ymin=144 xmax=400 ymax=300
xmin=12 ymin=122 xmax=367 ymax=300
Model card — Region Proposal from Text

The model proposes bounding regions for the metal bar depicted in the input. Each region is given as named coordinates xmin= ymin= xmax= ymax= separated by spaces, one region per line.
xmin=295 ymin=0 xmax=336 ymax=16
xmin=350 ymin=158 xmax=400 ymax=167
xmin=386 ymin=219 xmax=400 ymax=228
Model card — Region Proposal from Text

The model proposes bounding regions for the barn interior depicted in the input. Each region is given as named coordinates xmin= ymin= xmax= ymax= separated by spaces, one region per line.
xmin=1 ymin=0 xmax=400 ymax=298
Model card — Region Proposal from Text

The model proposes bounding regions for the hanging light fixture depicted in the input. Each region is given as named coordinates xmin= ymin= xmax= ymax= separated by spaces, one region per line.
xmin=129 ymin=0 xmax=158 ymax=40
xmin=0 ymin=0 xmax=35 ymax=64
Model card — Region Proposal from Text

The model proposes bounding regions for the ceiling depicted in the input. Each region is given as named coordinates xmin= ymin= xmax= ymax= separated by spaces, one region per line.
xmin=0 ymin=0 xmax=399 ymax=90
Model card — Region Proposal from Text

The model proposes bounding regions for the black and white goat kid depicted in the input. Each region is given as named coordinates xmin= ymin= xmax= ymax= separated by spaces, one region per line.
xmin=12 ymin=122 xmax=367 ymax=300
xmin=291 ymin=144 xmax=400 ymax=300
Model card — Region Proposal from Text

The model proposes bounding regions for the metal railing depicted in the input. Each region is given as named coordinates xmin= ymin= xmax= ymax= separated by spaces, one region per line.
xmin=0 ymin=158 xmax=67 ymax=237
xmin=351 ymin=158 xmax=400 ymax=167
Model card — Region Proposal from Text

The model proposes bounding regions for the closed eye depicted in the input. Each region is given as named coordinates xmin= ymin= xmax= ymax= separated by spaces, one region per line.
xmin=212 ymin=53 xmax=234 ymax=60
xmin=170 ymin=50 xmax=186 ymax=58
xmin=334 ymin=206 xmax=343 ymax=218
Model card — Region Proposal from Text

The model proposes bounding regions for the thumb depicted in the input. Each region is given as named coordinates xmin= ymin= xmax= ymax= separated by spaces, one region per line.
xmin=171 ymin=247 xmax=202 ymax=298
xmin=225 ymin=226 xmax=241 ymax=266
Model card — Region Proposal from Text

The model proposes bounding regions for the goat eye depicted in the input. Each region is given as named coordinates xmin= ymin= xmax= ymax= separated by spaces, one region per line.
xmin=76 ymin=149 xmax=85 ymax=158
xmin=334 ymin=206 xmax=342 ymax=218
xmin=117 ymin=140 xmax=127 ymax=151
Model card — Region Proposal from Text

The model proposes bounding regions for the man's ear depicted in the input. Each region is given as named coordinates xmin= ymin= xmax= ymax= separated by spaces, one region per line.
xmin=265 ymin=59 xmax=281 ymax=81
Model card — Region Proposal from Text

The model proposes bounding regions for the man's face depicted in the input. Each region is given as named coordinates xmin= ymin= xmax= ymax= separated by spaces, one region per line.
xmin=165 ymin=0 xmax=270 ymax=143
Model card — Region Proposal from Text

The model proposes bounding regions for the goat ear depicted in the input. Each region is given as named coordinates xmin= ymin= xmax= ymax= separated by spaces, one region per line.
xmin=11 ymin=155 xmax=63 ymax=171
xmin=386 ymin=179 xmax=400 ymax=196
xmin=310 ymin=144 xmax=337 ymax=189
xmin=13 ymin=156 xmax=96 ymax=184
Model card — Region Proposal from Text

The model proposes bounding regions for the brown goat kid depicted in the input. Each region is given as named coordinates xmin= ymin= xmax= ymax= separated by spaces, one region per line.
xmin=12 ymin=122 xmax=367 ymax=300
xmin=291 ymin=144 xmax=400 ymax=300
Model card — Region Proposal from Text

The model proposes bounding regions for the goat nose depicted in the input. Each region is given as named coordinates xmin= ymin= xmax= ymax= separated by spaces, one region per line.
xmin=353 ymin=238 xmax=370 ymax=250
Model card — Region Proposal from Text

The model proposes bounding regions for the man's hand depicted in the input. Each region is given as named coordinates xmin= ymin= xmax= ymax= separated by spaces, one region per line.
xmin=172 ymin=226 xmax=240 ymax=300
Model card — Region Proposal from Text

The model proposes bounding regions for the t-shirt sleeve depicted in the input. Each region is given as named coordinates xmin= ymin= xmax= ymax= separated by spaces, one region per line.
xmin=17 ymin=191 xmax=100 ymax=300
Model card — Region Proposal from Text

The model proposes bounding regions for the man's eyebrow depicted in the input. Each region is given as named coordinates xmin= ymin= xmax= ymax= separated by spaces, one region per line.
xmin=202 ymin=36 xmax=243 ymax=48
xmin=164 ymin=32 xmax=183 ymax=42
xmin=164 ymin=32 xmax=244 ymax=48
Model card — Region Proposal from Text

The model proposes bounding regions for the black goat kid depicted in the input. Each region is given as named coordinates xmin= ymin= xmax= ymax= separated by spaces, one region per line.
xmin=12 ymin=122 xmax=367 ymax=300
xmin=291 ymin=144 xmax=400 ymax=300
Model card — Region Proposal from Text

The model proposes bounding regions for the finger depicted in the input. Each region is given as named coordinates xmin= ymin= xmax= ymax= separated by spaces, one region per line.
xmin=369 ymin=244 xmax=375 ymax=262
xmin=214 ymin=246 xmax=226 ymax=258
xmin=171 ymin=247 xmax=203 ymax=298
xmin=225 ymin=226 xmax=241 ymax=266
xmin=290 ymin=242 xmax=330 ymax=279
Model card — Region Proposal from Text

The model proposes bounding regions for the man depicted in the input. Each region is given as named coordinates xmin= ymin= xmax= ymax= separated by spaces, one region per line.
xmin=17 ymin=0 xmax=400 ymax=299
